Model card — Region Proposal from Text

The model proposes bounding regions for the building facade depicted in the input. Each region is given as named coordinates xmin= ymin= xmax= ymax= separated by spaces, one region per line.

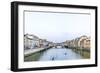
xmin=24 ymin=34 xmax=40 ymax=50
xmin=66 ymin=35 xmax=91 ymax=49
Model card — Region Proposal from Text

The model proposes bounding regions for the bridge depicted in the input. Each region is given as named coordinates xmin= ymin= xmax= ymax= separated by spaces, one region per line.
xmin=52 ymin=43 xmax=68 ymax=48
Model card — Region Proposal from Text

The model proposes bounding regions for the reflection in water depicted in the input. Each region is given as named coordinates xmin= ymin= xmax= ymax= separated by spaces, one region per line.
xmin=24 ymin=48 xmax=83 ymax=62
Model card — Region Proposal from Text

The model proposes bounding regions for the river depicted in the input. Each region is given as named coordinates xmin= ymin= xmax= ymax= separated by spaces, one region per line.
xmin=24 ymin=47 xmax=84 ymax=62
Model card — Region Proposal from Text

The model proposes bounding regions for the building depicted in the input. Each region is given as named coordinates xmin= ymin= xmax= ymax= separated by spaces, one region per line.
xmin=39 ymin=39 xmax=49 ymax=48
xmin=24 ymin=34 xmax=40 ymax=50
xmin=79 ymin=37 xmax=90 ymax=49
xmin=48 ymin=42 xmax=54 ymax=47
xmin=67 ymin=35 xmax=91 ymax=49
xmin=63 ymin=40 xmax=69 ymax=47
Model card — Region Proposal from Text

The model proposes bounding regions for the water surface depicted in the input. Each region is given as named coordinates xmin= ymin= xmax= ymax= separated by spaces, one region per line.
xmin=24 ymin=48 xmax=83 ymax=61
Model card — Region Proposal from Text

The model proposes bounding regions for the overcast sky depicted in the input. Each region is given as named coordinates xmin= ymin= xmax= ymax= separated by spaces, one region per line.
xmin=25 ymin=11 xmax=91 ymax=43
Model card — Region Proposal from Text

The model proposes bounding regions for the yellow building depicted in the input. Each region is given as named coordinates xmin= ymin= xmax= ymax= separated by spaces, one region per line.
xmin=67 ymin=35 xmax=91 ymax=49
xmin=80 ymin=37 xmax=90 ymax=49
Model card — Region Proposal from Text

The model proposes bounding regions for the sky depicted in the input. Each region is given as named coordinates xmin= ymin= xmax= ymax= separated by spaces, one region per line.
xmin=25 ymin=11 xmax=91 ymax=43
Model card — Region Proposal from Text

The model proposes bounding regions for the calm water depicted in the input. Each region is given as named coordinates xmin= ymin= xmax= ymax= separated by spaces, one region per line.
xmin=24 ymin=48 xmax=83 ymax=61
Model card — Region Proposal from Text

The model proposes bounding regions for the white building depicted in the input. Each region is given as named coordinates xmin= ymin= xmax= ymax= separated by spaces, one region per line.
xmin=24 ymin=34 xmax=40 ymax=50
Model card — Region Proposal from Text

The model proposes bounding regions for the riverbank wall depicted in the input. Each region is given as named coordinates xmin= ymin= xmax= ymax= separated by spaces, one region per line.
xmin=73 ymin=48 xmax=90 ymax=58
xmin=64 ymin=46 xmax=90 ymax=58
xmin=24 ymin=46 xmax=52 ymax=57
